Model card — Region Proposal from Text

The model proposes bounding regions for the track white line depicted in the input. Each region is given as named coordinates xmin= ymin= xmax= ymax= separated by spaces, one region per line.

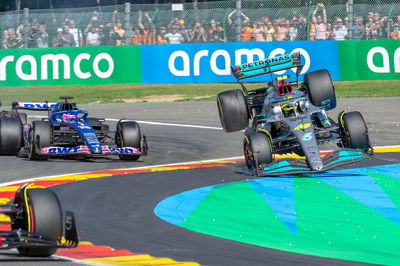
xmin=2 ymin=143 xmax=399 ymax=188
xmin=0 ymin=155 xmax=244 ymax=188
xmin=28 ymin=115 xmax=223 ymax=130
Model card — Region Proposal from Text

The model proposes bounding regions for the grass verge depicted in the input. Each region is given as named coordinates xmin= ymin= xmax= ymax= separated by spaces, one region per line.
xmin=0 ymin=80 xmax=399 ymax=105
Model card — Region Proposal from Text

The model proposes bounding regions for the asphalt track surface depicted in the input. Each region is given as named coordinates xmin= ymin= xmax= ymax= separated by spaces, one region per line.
xmin=0 ymin=98 xmax=399 ymax=265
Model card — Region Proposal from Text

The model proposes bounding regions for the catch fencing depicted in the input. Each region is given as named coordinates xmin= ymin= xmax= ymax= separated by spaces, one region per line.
xmin=0 ymin=0 xmax=399 ymax=48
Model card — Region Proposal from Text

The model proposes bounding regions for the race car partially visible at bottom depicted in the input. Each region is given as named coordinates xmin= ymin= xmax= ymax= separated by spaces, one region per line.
xmin=217 ymin=52 xmax=373 ymax=176
xmin=7 ymin=96 xmax=147 ymax=160
xmin=0 ymin=184 xmax=78 ymax=256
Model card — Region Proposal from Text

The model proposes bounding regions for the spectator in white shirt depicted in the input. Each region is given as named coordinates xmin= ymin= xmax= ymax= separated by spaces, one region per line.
xmin=165 ymin=26 xmax=184 ymax=44
xmin=69 ymin=19 xmax=83 ymax=47
xmin=332 ymin=18 xmax=348 ymax=40
xmin=86 ymin=26 xmax=101 ymax=46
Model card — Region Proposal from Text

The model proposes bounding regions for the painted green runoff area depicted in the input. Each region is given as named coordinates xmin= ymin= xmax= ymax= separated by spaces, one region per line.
xmin=156 ymin=164 xmax=400 ymax=265
xmin=0 ymin=80 xmax=399 ymax=105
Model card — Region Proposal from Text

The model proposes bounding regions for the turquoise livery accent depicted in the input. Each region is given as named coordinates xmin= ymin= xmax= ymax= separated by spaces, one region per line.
xmin=325 ymin=150 xmax=364 ymax=166
xmin=263 ymin=160 xmax=308 ymax=173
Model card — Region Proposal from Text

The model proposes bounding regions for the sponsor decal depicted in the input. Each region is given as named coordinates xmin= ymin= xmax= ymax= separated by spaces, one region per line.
xmin=0 ymin=45 xmax=141 ymax=87
xmin=108 ymin=147 xmax=136 ymax=154
xmin=21 ymin=102 xmax=56 ymax=109
xmin=0 ymin=53 xmax=114 ymax=81
xmin=240 ymin=54 xmax=291 ymax=69
xmin=78 ymin=123 xmax=91 ymax=129
xmin=366 ymin=47 xmax=400 ymax=73
xmin=302 ymin=132 xmax=313 ymax=141
xmin=48 ymin=147 xmax=81 ymax=154
xmin=142 ymin=41 xmax=340 ymax=83
xmin=294 ymin=123 xmax=312 ymax=131
xmin=168 ymin=48 xmax=310 ymax=77
xmin=83 ymin=132 xmax=99 ymax=144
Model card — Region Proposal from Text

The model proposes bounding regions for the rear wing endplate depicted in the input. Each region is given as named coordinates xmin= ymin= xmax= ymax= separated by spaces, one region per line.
xmin=12 ymin=102 xmax=57 ymax=111
xmin=231 ymin=52 xmax=303 ymax=81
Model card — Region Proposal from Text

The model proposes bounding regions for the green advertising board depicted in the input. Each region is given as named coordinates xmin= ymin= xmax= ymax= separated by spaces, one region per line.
xmin=0 ymin=45 xmax=141 ymax=86
xmin=339 ymin=40 xmax=400 ymax=81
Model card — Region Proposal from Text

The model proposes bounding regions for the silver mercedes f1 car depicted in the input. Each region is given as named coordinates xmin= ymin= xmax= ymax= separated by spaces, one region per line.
xmin=217 ymin=52 xmax=373 ymax=176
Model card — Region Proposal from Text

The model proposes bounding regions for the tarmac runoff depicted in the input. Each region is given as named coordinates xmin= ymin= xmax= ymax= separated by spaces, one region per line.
xmin=0 ymin=146 xmax=398 ymax=265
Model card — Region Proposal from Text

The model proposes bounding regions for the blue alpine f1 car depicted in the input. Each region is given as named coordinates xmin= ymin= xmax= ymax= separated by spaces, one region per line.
xmin=12 ymin=96 xmax=147 ymax=160
xmin=217 ymin=53 xmax=373 ymax=176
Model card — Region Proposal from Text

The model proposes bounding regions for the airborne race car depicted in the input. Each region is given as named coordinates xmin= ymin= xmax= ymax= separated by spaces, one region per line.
xmin=6 ymin=96 xmax=147 ymax=160
xmin=0 ymin=184 xmax=78 ymax=256
xmin=217 ymin=53 xmax=373 ymax=176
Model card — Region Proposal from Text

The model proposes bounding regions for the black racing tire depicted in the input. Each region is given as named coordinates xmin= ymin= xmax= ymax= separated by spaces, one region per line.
xmin=304 ymin=69 xmax=336 ymax=111
xmin=217 ymin=89 xmax=249 ymax=133
xmin=116 ymin=121 xmax=141 ymax=160
xmin=293 ymin=146 xmax=305 ymax=157
xmin=340 ymin=111 xmax=371 ymax=152
xmin=14 ymin=188 xmax=63 ymax=257
xmin=29 ymin=121 xmax=51 ymax=160
xmin=18 ymin=112 xmax=28 ymax=124
xmin=244 ymin=131 xmax=273 ymax=171
xmin=0 ymin=116 xmax=22 ymax=155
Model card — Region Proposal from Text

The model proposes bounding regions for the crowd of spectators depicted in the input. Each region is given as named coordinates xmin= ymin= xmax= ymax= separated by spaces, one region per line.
xmin=2 ymin=5 xmax=400 ymax=49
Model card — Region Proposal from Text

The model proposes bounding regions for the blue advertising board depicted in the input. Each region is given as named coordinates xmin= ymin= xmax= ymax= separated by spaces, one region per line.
xmin=141 ymin=41 xmax=339 ymax=84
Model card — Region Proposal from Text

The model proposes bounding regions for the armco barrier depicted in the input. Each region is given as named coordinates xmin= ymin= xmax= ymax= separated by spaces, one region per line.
xmin=338 ymin=40 xmax=400 ymax=81
xmin=0 ymin=46 xmax=141 ymax=87
xmin=141 ymin=41 xmax=340 ymax=84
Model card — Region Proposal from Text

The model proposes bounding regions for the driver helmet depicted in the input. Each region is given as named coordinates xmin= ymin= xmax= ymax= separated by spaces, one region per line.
xmin=62 ymin=113 xmax=76 ymax=123
xmin=277 ymin=82 xmax=293 ymax=96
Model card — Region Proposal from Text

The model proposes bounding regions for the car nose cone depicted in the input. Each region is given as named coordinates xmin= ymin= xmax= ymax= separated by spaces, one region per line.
xmin=311 ymin=160 xmax=323 ymax=171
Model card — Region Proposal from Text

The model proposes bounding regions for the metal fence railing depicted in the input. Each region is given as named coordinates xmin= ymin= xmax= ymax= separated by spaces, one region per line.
xmin=0 ymin=0 xmax=399 ymax=49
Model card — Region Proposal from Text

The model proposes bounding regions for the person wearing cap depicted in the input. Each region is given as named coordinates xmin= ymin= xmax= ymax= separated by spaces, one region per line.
xmin=332 ymin=18 xmax=348 ymax=40
xmin=52 ymin=28 xmax=63 ymax=47
xmin=312 ymin=3 xmax=327 ymax=40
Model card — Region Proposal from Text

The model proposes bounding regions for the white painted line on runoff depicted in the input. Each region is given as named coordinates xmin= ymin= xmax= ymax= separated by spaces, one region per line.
xmin=2 ymin=143 xmax=399 ymax=188
xmin=28 ymin=115 xmax=223 ymax=130
xmin=0 ymin=155 xmax=244 ymax=188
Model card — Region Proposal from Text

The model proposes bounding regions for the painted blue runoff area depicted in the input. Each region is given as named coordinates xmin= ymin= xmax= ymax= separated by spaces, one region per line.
xmin=154 ymin=186 xmax=213 ymax=226
xmin=155 ymin=164 xmax=400 ymax=228
xmin=249 ymin=178 xmax=297 ymax=235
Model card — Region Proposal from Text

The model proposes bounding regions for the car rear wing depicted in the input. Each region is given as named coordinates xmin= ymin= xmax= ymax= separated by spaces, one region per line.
xmin=231 ymin=52 xmax=303 ymax=81
xmin=12 ymin=102 xmax=57 ymax=111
